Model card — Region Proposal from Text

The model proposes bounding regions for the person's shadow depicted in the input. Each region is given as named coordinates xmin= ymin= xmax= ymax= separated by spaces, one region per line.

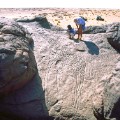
xmin=73 ymin=38 xmax=80 ymax=43
xmin=72 ymin=38 xmax=99 ymax=55
xmin=83 ymin=40 xmax=99 ymax=55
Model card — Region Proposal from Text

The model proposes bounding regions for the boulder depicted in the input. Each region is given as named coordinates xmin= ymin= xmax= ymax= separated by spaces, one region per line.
xmin=96 ymin=15 xmax=104 ymax=21
xmin=106 ymin=22 xmax=120 ymax=52
xmin=0 ymin=18 xmax=37 ymax=96
xmin=16 ymin=15 xmax=51 ymax=29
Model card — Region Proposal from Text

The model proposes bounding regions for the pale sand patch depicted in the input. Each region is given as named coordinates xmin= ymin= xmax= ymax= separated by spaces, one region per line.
xmin=0 ymin=8 xmax=120 ymax=29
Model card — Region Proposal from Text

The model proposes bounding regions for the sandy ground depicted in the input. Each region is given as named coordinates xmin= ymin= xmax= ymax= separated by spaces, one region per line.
xmin=0 ymin=8 xmax=120 ymax=29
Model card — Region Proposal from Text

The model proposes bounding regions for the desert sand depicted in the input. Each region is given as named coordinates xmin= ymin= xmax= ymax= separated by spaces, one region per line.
xmin=0 ymin=8 xmax=120 ymax=29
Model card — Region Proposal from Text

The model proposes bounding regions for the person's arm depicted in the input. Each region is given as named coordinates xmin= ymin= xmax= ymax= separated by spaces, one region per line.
xmin=74 ymin=19 xmax=79 ymax=29
xmin=75 ymin=23 xmax=79 ymax=29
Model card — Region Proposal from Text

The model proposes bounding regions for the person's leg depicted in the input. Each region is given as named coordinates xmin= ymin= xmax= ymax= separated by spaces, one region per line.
xmin=67 ymin=31 xmax=71 ymax=39
xmin=71 ymin=33 xmax=74 ymax=39
xmin=69 ymin=34 xmax=71 ymax=39
xmin=78 ymin=25 xmax=82 ymax=40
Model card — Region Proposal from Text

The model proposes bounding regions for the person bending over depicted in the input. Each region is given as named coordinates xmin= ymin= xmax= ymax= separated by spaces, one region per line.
xmin=74 ymin=16 xmax=86 ymax=40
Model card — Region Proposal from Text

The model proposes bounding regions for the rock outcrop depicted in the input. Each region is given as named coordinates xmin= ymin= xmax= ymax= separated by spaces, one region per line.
xmin=0 ymin=18 xmax=37 ymax=96
xmin=96 ymin=16 xmax=104 ymax=21
xmin=16 ymin=16 xmax=51 ymax=29
xmin=107 ymin=22 xmax=120 ymax=52
xmin=84 ymin=25 xmax=107 ymax=34
xmin=0 ymin=17 xmax=120 ymax=120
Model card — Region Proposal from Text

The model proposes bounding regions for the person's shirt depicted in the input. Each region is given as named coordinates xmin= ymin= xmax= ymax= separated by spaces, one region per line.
xmin=76 ymin=17 xmax=85 ymax=26
xmin=68 ymin=28 xmax=76 ymax=35
xmin=75 ymin=17 xmax=85 ymax=30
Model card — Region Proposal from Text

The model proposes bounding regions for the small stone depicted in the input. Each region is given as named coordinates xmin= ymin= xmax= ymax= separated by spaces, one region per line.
xmin=54 ymin=105 xmax=61 ymax=112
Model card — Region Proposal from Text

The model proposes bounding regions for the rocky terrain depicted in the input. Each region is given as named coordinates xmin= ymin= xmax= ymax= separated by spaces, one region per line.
xmin=0 ymin=8 xmax=120 ymax=120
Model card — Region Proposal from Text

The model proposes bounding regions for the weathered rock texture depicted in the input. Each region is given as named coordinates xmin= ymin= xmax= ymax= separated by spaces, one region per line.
xmin=0 ymin=18 xmax=37 ymax=96
xmin=0 ymin=17 xmax=120 ymax=120
xmin=16 ymin=16 xmax=51 ymax=29
xmin=107 ymin=22 xmax=120 ymax=52
xmin=84 ymin=25 xmax=107 ymax=34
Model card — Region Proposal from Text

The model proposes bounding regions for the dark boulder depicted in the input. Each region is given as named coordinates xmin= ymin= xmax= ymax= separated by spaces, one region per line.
xmin=96 ymin=16 xmax=104 ymax=21
xmin=106 ymin=22 xmax=120 ymax=52
xmin=84 ymin=25 xmax=107 ymax=34
xmin=0 ymin=17 xmax=37 ymax=96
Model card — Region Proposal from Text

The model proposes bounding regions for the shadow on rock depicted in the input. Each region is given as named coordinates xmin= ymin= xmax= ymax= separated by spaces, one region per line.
xmin=108 ymin=37 xmax=120 ymax=53
xmin=0 ymin=73 xmax=54 ymax=120
xmin=110 ymin=97 xmax=120 ymax=120
xmin=83 ymin=40 xmax=99 ymax=55
xmin=73 ymin=38 xmax=80 ymax=43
